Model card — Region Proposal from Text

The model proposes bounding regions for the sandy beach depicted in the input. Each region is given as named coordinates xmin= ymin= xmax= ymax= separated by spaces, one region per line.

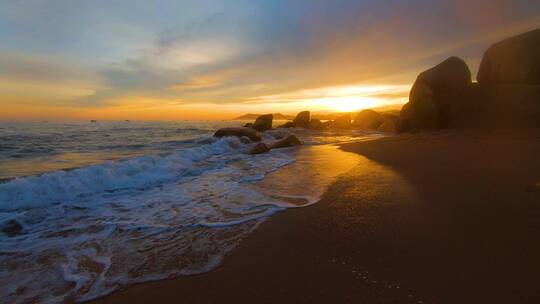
xmin=92 ymin=129 xmax=540 ymax=304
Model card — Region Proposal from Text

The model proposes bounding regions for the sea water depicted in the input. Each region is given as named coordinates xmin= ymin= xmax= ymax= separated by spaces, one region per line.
xmin=0 ymin=120 xmax=380 ymax=303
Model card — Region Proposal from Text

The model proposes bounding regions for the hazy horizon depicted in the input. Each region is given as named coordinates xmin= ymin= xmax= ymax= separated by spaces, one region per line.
xmin=2 ymin=0 xmax=540 ymax=120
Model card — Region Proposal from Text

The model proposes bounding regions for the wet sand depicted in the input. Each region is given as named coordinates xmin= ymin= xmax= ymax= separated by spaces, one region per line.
xmin=93 ymin=129 xmax=540 ymax=304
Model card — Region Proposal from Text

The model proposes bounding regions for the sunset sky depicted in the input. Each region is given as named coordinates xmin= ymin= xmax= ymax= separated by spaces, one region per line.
xmin=1 ymin=0 xmax=540 ymax=120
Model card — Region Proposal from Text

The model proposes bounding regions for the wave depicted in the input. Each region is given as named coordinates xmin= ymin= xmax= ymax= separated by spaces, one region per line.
xmin=0 ymin=135 xmax=298 ymax=303
xmin=0 ymin=136 xmax=251 ymax=211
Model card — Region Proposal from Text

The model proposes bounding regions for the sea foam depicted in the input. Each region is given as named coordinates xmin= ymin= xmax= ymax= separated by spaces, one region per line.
xmin=0 ymin=136 xmax=296 ymax=303
xmin=0 ymin=126 xmax=373 ymax=303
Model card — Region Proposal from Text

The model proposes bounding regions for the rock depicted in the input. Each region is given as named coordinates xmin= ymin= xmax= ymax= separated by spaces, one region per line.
xmin=249 ymin=142 xmax=270 ymax=154
xmin=352 ymin=110 xmax=382 ymax=129
xmin=332 ymin=113 xmax=352 ymax=129
xmin=268 ymin=134 xmax=302 ymax=149
xmin=477 ymin=28 xmax=540 ymax=85
xmin=377 ymin=115 xmax=399 ymax=133
xmin=280 ymin=121 xmax=296 ymax=128
xmin=214 ymin=127 xmax=262 ymax=141
xmin=1 ymin=220 xmax=23 ymax=237
xmin=400 ymin=56 xmax=472 ymax=131
xmin=418 ymin=56 xmax=472 ymax=89
xmin=251 ymin=114 xmax=273 ymax=132
xmin=243 ymin=123 xmax=253 ymax=128
xmin=308 ymin=119 xmax=326 ymax=130
xmin=293 ymin=111 xmax=311 ymax=128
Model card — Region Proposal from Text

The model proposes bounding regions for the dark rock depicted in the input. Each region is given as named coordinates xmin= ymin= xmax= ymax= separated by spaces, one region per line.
xmin=377 ymin=115 xmax=400 ymax=133
xmin=268 ymin=134 xmax=302 ymax=149
xmin=332 ymin=113 xmax=352 ymax=129
xmin=280 ymin=121 xmax=296 ymax=128
xmin=352 ymin=110 xmax=382 ymax=129
xmin=251 ymin=114 xmax=273 ymax=132
xmin=243 ymin=123 xmax=254 ymax=128
xmin=400 ymin=56 xmax=472 ymax=131
xmin=308 ymin=119 xmax=326 ymax=130
xmin=214 ymin=127 xmax=262 ymax=141
xmin=1 ymin=220 xmax=23 ymax=237
xmin=478 ymin=28 xmax=540 ymax=85
xmin=293 ymin=111 xmax=311 ymax=128
xmin=249 ymin=143 xmax=271 ymax=155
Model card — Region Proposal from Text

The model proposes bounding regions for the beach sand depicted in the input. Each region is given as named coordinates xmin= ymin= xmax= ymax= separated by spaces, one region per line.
xmin=93 ymin=129 xmax=540 ymax=304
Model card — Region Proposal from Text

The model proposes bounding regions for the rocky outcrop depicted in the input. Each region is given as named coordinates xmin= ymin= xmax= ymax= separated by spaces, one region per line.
xmin=400 ymin=56 xmax=472 ymax=131
xmin=251 ymin=114 xmax=273 ymax=132
xmin=248 ymin=134 xmax=302 ymax=155
xmin=214 ymin=127 xmax=262 ymax=141
xmin=332 ymin=113 xmax=352 ymax=129
xmin=293 ymin=111 xmax=311 ymax=128
xmin=477 ymin=28 xmax=540 ymax=85
xmin=352 ymin=110 xmax=382 ymax=129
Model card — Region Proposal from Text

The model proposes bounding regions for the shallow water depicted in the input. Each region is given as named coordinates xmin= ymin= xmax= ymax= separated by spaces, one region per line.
xmin=0 ymin=120 xmax=381 ymax=303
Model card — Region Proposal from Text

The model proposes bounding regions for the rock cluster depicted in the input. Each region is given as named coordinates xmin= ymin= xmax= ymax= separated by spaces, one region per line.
xmin=400 ymin=28 xmax=540 ymax=131
xmin=214 ymin=113 xmax=304 ymax=155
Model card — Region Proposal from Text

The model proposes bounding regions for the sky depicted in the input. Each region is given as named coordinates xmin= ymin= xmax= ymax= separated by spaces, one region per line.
xmin=1 ymin=0 xmax=540 ymax=120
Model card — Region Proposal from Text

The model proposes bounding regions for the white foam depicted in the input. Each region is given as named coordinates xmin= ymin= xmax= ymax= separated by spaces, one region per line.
xmin=0 ymin=131 xmax=369 ymax=303
xmin=0 ymin=135 xmax=298 ymax=303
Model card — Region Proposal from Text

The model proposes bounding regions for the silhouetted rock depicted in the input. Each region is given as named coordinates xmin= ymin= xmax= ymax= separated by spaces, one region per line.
xmin=352 ymin=110 xmax=382 ymax=129
xmin=268 ymin=134 xmax=302 ymax=149
xmin=478 ymin=28 xmax=540 ymax=85
xmin=1 ymin=220 xmax=23 ymax=237
xmin=332 ymin=113 xmax=352 ymax=129
xmin=308 ymin=119 xmax=326 ymax=130
xmin=280 ymin=121 xmax=296 ymax=128
xmin=377 ymin=114 xmax=400 ymax=133
xmin=293 ymin=111 xmax=311 ymax=128
xmin=249 ymin=142 xmax=271 ymax=154
xmin=251 ymin=114 xmax=273 ymax=132
xmin=244 ymin=123 xmax=253 ymax=128
xmin=214 ymin=127 xmax=262 ymax=141
xmin=401 ymin=56 xmax=472 ymax=130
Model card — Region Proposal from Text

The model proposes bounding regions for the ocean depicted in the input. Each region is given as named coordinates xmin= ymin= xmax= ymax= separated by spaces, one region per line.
xmin=0 ymin=120 xmax=380 ymax=303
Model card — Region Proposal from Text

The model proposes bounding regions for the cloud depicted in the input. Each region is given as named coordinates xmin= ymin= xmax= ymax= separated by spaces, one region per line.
xmin=1 ymin=0 xmax=540 ymax=116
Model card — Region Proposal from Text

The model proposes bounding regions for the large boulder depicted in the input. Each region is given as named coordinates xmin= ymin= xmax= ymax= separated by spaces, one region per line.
xmin=400 ymin=56 xmax=472 ymax=131
xmin=214 ymin=127 xmax=262 ymax=141
xmin=477 ymin=28 xmax=540 ymax=85
xmin=251 ymin=114 xmax=273 ymax=132
xmin=332 ymin=113 xmax=352 ymax=129
xmin=352 ymin=110 xmax=382 ymax=129
xmin=293 ymin=111 xmax=311 ymax=128
xmin=268 ymin=134 xmax=302 ymax=149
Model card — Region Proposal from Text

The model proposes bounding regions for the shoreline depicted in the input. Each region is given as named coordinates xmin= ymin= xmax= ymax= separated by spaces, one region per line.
xmin=93 ymin=129 xmax=540 ymax=304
